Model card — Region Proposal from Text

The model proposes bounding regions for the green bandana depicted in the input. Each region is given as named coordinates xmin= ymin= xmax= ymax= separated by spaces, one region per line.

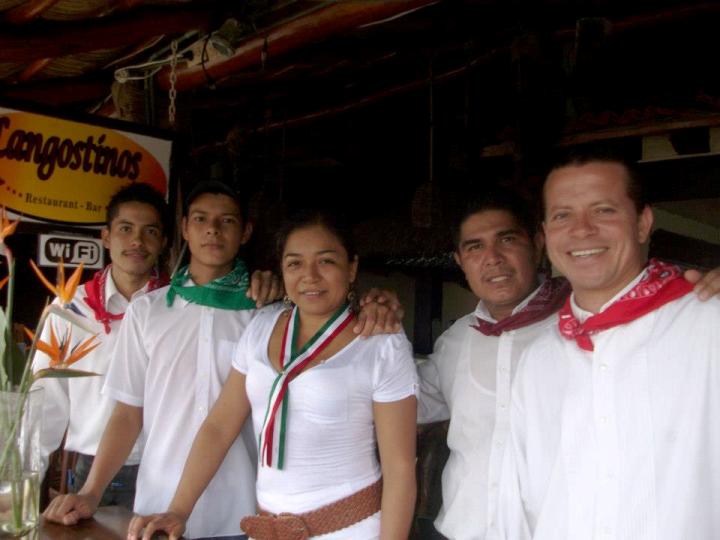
xmin=166 ymin=259 xmax=257 ymax=310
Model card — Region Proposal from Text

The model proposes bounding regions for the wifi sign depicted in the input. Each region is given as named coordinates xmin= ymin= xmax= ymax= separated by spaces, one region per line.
xmin=37 ymin=233 xmax=104 ymax=269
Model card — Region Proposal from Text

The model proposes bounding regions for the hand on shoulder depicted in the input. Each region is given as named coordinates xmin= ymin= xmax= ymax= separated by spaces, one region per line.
xmin=685 ymin=267 xmax=720 ymax=301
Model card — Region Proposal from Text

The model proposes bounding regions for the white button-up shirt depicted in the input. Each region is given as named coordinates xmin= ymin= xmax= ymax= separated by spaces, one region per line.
xmin=498 ymin=275 xmax=720 ymax=540
xmin=104 ymin=286 xmax=265 ymax=539
xmin=418 ymin=283 xmax=554 ymax=540
xmin=33 ymin=271 xmax=146 ymax=472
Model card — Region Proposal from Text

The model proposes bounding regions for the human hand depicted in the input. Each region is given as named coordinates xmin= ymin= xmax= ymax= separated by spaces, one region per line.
xmin=42 ymin=492 xmax=98 ymax=525
xmin=247 ymin=270 xmax=284 ymax=308
xmin=127 ymin=511 xmax=188 ymax=540
xmin=353 ymin=288 xmax=404 ymax=337
xmin=684 ymin=267 xmax=720 ymax=301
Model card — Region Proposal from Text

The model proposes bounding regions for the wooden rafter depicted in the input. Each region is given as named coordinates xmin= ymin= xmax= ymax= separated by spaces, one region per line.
xmin=0 ymin=3 xmax=226 ymax=63
xmin=4 ymin=0 xmax=62 ymax=24
xmin=157 ymin=0 xmax=441 ymax=91
xmin=0 ymin=75 xmax=110 ymax=105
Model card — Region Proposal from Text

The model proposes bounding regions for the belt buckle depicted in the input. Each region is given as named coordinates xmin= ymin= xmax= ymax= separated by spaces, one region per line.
xmin=274 ymin=513 xmax=310 ymax=540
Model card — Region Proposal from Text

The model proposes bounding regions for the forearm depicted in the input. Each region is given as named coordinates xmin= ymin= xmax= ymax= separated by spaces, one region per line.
xmin=374 ymin=396 xmax=418 ymax=540
xmin=78 ymin=402 xmax=142 ymax=500
xmin=379 ymin=460 xmax=416 ymax=540
xmin=167 ymin=419 xmax=238 ymax=519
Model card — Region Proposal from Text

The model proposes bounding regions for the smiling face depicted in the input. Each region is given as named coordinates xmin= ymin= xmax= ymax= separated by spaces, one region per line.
xmin=182 ymin=192 xmax=252 ymax=283
xmin=453 ymin=209 xmax=542 ymax=320
xmin=282 ymin=224 xmax=358 ymax=322
xmin=102 ymin=201 xmax=166 ymax=279
xmin=543 ymin=161 xmax=653 ymax=312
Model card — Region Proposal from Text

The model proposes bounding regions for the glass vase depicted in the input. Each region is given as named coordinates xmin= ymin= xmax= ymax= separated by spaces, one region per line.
xmin=0 ymin=388 xmax=43 ymax=538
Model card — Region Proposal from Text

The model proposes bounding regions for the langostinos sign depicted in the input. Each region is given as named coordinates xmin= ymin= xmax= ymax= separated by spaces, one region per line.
xmin=0 ymin=105 xmax=172 ymax=225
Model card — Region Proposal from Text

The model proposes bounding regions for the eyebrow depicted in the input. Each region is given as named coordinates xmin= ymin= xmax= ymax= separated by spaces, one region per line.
xmin=116 ymin=219 xmax=161 ymax=227
xmin=189 ymin=209 xmax=240 ymax=216
xmin=284 ymin=249 xmax=339 ymax=258
xmin=459 ymin=228 xmax=523 ymax=248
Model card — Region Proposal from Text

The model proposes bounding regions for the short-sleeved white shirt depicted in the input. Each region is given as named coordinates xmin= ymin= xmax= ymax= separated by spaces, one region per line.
xmin=104 ymin=286 xmax=267 ymax=539
xmin=232 ymin=307 xmax=418 ymax=539
xmin=33 ymin=270 xmax=146 ymax=472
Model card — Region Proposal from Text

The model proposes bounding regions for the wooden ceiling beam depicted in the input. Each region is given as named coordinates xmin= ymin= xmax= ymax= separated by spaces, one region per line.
xmin=4 ymin=0 xmax=62 ymax=24
xmin=0 ymin=2 xmax=230 ymax=63
xmin=0 ymin=75 xmax=110 ymax=106
xmin=157 ymin=0 xmax=441 ymax=92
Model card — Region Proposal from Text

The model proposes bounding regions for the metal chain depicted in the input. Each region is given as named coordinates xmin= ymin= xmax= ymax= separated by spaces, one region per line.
xmin=168 ymin=39 xmax=178 ymax=128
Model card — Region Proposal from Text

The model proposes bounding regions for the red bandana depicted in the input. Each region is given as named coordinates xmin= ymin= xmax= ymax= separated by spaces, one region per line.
xmin=558 ymin=259 xmax=693 ymax=351
xmin=472 ymin=277 xmax=571 ymax=336
xmin=83 ymin=265 xmax=169 ymax=333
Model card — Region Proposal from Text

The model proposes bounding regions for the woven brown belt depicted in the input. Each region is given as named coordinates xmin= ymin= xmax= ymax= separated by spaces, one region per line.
xmin=240 ymin=478 xmax=382 ymax=540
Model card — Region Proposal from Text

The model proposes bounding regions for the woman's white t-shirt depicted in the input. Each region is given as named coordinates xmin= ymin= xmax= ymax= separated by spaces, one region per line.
xmin=232 ymin=306 xmax=418 ymax=539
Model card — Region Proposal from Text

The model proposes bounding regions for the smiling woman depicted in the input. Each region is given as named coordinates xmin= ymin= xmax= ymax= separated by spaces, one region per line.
xmin=129 ymin=210 xmax=418 ymax=540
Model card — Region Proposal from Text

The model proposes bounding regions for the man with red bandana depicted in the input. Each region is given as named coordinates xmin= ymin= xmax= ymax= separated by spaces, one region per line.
xmin=498 ymin=152 xmax=720 ymax=540
xmin=419 ymin=183 xmax=720 ymax=540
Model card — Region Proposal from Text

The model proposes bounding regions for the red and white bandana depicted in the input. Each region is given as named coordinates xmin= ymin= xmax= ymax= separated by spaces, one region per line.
xmin=558 ymin=259 xmax=693 ymax=351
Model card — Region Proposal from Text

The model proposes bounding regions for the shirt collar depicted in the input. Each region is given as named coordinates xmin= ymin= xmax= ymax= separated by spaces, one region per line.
xmin=570 ymin=267 xmax=647 ymax=323
xmin=104 ymin=268 xmax=153 ymax=312
xmin=473 ymin=278 xmax=546 ymax=324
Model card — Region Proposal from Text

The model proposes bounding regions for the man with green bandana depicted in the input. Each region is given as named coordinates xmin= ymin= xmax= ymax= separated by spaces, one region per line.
xmin=43 ymin=181 xmax=272 ymax=540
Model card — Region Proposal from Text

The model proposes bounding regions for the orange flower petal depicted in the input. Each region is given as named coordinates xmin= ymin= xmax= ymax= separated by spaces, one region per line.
xmin=30 ymin=260 xmax=59 ymax=298
xmin=0 ymin=276 xmax=8 ymax=290
xmin=1 ymin=220 xmax=18 ymax=239
xmin=63 ymin=264 xmax=84 ymax=304
xmin=22 ymin=325 xmax=34 ymax=342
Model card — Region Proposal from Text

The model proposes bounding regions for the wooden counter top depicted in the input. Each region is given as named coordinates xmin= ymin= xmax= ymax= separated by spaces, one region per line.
xmin=36 ymin=506 xmax=136 ymax=540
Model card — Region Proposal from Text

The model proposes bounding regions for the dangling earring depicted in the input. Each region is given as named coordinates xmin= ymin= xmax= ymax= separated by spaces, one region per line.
xmin=283 ymin=294 xmax=293 ymax=306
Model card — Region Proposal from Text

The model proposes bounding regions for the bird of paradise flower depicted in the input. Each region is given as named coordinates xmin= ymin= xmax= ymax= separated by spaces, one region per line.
xmin=0 ymin=206 xmax=100 ymax=536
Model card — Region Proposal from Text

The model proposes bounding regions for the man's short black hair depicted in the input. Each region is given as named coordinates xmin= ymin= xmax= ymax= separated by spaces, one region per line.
xmin=183 ymin=180 xmax=248 ymax=221
xmin=452 ymin=188 xmax=538 ymax=249
xmin=545 ymin=146 xmax=647 ymax=213
xmin=106 ymin=183 xmax=170 ymax=234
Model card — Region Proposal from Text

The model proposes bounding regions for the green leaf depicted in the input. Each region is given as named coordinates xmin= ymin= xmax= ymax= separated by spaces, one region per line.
xmin=7 ymin=339 xmax=25 ymax=387
xmin=0 ymin=307 xmax=8 ymax=388
xmin=33 ymin=368 xmax=101 ymax=381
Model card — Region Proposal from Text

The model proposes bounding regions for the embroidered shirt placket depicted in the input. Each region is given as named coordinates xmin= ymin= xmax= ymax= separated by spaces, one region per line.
xmin=487 ymin=330 xmax=514 ymax=528
xmin=592 ymin=338 xmax=619 ymax=540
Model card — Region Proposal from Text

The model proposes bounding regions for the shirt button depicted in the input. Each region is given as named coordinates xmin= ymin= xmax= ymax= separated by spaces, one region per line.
xmin=600 ymin=363 xmax=608 ymax=371
xmin=198 ymin=406 xmax=206 ymax=413
xmin=599 ymin=416 xmax=608 ymax=423
xmin=499 ymin=403 xmax=507 ymax=410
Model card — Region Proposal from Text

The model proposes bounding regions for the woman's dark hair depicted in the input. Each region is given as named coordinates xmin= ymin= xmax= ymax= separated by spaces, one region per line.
xmin=275 ymin=210 xmax=357 ymax=270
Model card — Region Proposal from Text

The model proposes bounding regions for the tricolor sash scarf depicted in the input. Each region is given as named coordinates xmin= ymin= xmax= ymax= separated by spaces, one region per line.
xmin=259 ymin=303 xmax=355 ymax=469
xmin=84 ymin=265 xmax=169 ymax=333
xmin=472 ymin=276 xmax=571 ymax=336
xmin=558 ymin=258 xmax=694 ymax=351
xmin=166 ymin=259 xmax=257 ymax=310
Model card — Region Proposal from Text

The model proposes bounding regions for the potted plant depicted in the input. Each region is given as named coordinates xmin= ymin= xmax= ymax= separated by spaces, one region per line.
xmin=0 ymin=208 xmax=98 ymax=537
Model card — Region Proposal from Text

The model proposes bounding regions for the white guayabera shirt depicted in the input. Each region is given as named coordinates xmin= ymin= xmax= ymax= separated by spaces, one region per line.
xmin=418 ymin=283 xmax=554 ymax=540
xmin=104 ymin=287 xmax=273 ymax=539
xmin=498 ymin=273 xmax=720 ymax=540
xmin=33 ymin=272 xmax=146 ymax=473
